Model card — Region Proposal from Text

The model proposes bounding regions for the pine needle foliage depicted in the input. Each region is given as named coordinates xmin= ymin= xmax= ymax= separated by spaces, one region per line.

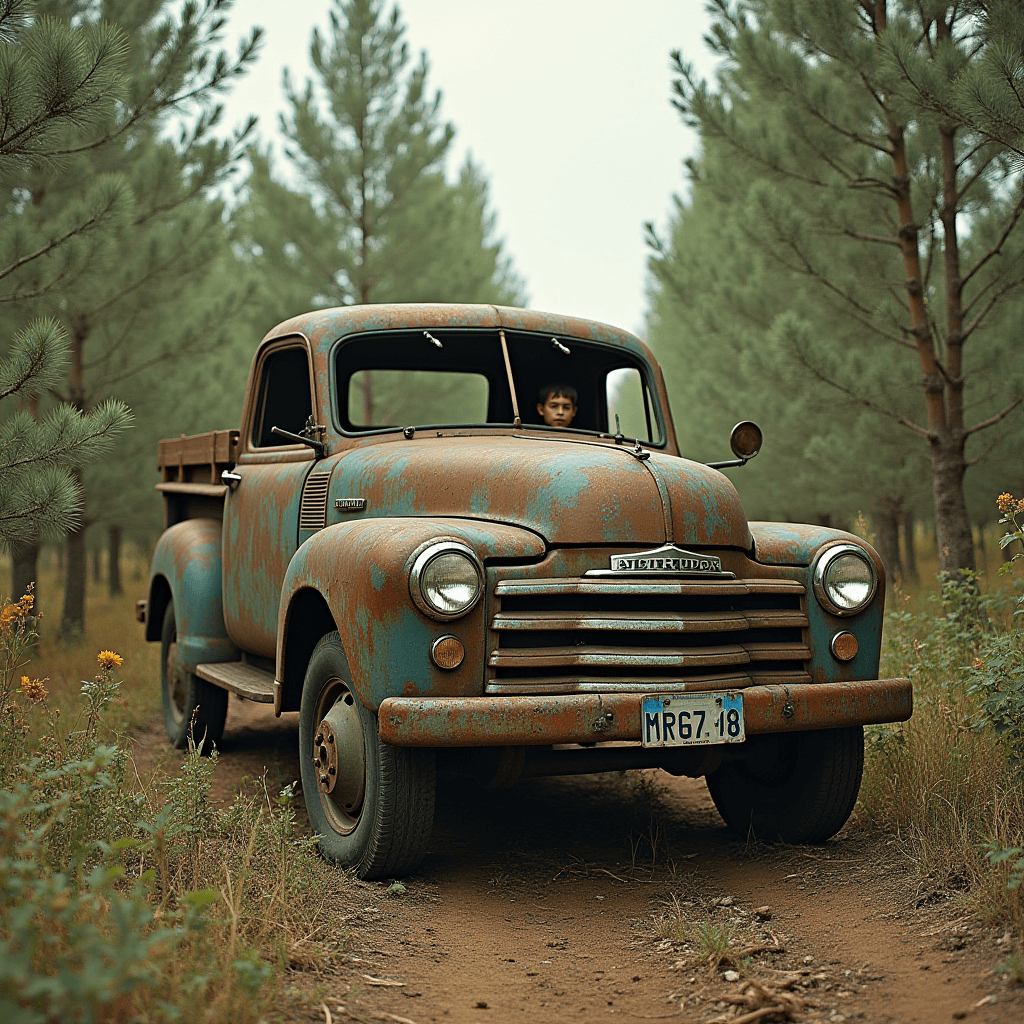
xmin=0 ymin=5 xmax=134 ymax=553
xmin=237 ymin=0 xmax=522 ymax=326
xmin=651 ymin=0 xmax=1024 ymax=576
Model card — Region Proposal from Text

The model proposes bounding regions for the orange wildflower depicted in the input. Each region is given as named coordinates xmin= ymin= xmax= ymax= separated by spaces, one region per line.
xmin=97 ymin=651 xmax=124 ymax=670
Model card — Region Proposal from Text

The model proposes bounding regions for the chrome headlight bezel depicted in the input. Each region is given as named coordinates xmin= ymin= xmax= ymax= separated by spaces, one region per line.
xmin=409 ymin=541 xmax=483 ymax=620
xmin=812 ymin=543 xmax=878 ymax=617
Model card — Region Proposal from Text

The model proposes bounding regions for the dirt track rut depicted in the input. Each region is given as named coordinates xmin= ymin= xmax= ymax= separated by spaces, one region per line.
xmin=133 ymin=698 xmax=1022 ymax=1023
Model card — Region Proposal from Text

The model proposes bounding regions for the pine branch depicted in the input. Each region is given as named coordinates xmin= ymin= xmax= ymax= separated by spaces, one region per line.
xmin=960 ymin=189 xmax=1024 ymax=288
xmin=962 ymin=273 xmax=1024 ymax=340
xmin=964 ymin=395 xmax=1024 ymax=436
xmin=791 ymin=342 xmax=931 ymax=438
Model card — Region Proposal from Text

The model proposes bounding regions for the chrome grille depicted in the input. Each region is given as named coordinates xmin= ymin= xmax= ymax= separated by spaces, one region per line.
xmin=487 ymin=577 xmax=809 ymax=694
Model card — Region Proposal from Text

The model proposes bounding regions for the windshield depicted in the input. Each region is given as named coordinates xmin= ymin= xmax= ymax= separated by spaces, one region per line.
xmin=333 ymin=328 xmax=663 ymax=443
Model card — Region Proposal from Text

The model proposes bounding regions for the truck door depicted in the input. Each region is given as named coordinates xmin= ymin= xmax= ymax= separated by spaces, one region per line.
xmin=222 ymin=339 xmax=317 ymax=657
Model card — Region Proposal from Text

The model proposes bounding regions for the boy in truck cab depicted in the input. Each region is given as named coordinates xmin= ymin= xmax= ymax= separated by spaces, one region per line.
xmin=537 ymin=383 xmax=577 ymax=428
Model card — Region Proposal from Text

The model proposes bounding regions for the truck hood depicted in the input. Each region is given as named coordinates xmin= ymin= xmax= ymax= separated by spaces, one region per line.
xmin=326 ymin=436 xmax=752 ymax=549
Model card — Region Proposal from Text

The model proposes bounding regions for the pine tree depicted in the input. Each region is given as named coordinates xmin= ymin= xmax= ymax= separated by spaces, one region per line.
xmin=236 ymin=0 xmax=522 ymax=423
xmin=664 ymin=0 xmax=1024 ymax=577
xmin=0 ymin=1 xmax=134 ymax=598
xmin=2 ymin=0 xmax=261 ymax=634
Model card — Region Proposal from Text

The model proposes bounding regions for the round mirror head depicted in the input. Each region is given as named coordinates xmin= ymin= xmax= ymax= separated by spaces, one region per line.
xmin=729 ymin=420 xmax=762 ymax=460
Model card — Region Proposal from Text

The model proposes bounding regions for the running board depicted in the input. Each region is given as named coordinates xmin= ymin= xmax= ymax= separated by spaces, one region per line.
xmin=195 ymin=661 xmax=275 ymax=703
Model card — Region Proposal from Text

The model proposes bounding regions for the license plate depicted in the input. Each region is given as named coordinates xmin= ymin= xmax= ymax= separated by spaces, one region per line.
xmin=641 ymin=692 xmax=745 ymax=747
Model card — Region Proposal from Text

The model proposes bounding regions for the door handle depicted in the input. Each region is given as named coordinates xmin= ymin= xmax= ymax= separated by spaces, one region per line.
xmin=221 ymin=469 xmax=242 ymax=489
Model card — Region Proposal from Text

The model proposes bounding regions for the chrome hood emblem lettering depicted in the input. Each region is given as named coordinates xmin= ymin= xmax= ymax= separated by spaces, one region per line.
xmin=597 ymin=544 xmax=732 ymax=577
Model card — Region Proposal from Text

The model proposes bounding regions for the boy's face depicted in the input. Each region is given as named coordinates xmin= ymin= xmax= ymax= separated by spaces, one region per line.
xmin=537 ymin=393 xmax=576 ymax=428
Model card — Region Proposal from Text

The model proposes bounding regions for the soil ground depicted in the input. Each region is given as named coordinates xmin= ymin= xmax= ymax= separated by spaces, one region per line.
xmin=132 ymin=696 xmax=1023 ymax=1024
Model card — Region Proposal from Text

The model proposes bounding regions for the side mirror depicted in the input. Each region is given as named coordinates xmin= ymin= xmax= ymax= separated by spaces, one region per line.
xmin=706 ymin=421 xmax=763 ymax=470
xmin=729 ymin=421 xmax=762 ymax=461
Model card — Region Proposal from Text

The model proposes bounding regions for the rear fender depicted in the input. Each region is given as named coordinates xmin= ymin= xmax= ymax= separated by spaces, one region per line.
xmin=276 ymin=517 xmax=545 ymax=713
xmin=146 ymin=519 xmax=238 ymax=671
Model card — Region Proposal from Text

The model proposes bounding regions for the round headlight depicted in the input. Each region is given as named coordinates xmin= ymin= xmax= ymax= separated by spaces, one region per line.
xmin=813 ymin=544 xmax=877 ymax=616
xmin=410 ymin=543 xmax=483 ymax=618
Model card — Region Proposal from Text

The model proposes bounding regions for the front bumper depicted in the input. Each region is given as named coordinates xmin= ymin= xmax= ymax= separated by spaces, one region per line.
xmin=378 ymin=677 xmax=911 ymax=747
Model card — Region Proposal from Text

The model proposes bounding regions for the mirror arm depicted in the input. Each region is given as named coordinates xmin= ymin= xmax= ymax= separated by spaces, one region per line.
xmin=706 ymin=456 xmax=750 ymax=470
xmin=271 ymin=426 xmax=327 ymax=458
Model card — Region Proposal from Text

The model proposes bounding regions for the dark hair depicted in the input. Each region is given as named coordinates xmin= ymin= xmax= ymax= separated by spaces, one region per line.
xmin=537 ymin=383 xmax=577 ymax=406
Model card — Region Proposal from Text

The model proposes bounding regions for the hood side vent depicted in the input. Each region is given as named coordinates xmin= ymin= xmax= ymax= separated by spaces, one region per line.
xmin=299 ymin=467 xmax=332 ymax=531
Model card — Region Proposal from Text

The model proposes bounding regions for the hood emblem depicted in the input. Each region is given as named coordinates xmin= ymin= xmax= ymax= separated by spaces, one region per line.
xmin=591 ymin=544 xmax=733 ymax=577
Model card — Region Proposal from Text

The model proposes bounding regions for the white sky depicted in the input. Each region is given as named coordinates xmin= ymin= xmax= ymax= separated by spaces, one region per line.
xmin=217 ymin=0 xmax=718 ymax=337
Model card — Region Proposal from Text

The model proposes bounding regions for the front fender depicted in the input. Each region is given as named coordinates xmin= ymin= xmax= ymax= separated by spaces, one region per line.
xmin=146 ymin=518 xmax=238 ymax=671
xmin=750 ymin=522 xmax=886 ymax=684
xmin=277 ymin=517 xmax=545 ymax=710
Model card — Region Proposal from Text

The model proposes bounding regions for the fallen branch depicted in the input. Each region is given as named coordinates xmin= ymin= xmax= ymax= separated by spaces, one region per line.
xmin=709 ymin=1007 xmax=789 ymax=1024
xmin=360 ymin=975 xmax=405 ymax=987
xmin=735 ymin=944 xmax=786 ymax=957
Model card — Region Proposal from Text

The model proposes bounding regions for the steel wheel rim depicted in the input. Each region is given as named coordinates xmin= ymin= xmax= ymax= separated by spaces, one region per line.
xmin=312 ymin=677 xmax=366 ymax=835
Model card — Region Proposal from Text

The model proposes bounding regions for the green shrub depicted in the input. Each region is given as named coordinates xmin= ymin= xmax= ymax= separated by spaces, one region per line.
xmin=0 ymin=592 xmax=339 ymax=1022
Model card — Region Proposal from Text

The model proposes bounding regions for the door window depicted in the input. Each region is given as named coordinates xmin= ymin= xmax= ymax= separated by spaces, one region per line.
xmin=252 ymin=346 xmax=314 ymax=448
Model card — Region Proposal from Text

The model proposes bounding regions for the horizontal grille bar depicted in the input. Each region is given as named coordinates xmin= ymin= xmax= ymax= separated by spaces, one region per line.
xmin=494 ymin=578 xmax=805 ymax=598
xmin=485 ymin=669 xmax=811 ymax=695
xmin=490 ymin=644 xmax=751 ymax=669
xmin=489 ymin=641 xmax=810 ymax=669
xmin=492 ymin=609 xmax=807 ymax=632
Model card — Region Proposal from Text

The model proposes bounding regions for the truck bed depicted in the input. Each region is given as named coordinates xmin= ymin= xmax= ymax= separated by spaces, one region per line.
xmin=157 ymin=429 xmax=239 ymax=527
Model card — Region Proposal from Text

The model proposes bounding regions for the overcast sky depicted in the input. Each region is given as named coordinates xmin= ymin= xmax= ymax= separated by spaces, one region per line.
xmin=217 ymin=1 xmax=718 ymax=337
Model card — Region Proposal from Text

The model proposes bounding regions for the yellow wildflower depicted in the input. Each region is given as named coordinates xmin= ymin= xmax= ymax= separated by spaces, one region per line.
xmin=97 ymin=650 xmax=123 ymax=670
xmin=997 ymin=492 xmax=1015 ymax=513
xmin=19 ymin=675 xmax=48 ymax=702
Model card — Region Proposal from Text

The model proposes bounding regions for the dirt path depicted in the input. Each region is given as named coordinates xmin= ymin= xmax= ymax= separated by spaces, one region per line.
xmin=133 ymin=697 xmax=1022 ymax=1024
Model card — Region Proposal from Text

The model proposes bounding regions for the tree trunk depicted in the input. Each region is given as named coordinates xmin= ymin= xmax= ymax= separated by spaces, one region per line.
xmin=878 ymin=10 xmax=976 ymax=578
xmin=900 ymin=514 xmax=919 ymax=585
xmin=874 ymin=505 xmax=901 ymax=587
xmin=91 ymin=546 xmax=102 ymax=583
xmin=929 ymin=433 xmax=975 ymax=576
xmin=974 ymin=524 xmax=988 ymax=577
xmin=108 ymin=524 xmax=123 ymax=597
xmin=10 ymin=541 xmax=39 ymax=605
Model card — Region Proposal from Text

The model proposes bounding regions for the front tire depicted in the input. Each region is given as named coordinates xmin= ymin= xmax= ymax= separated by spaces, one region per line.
xmin=706 ymin=727 xmax=864 ymax=844
xmin=299 ymin=632 xmax=435 ymax=879
xmin=159 ymin=599 xmax=228 ymax=754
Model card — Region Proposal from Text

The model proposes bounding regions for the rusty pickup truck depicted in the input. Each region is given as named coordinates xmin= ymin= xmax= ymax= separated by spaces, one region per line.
xmin=140 ymin=303 xmax=911 ymax=878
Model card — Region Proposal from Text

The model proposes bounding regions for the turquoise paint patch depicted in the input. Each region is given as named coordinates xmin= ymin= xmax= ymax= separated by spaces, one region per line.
xmin=371 ymin=565 xmax=387 ymax=591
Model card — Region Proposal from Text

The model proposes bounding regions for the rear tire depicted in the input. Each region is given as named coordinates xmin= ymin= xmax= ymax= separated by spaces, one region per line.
xmin=706 ymin=727 xmax=864 ymax=843
xmin=299 ymin=632 xmax=435 ymax=879
xmin=159 ymin=599 xmax=228 ymax=754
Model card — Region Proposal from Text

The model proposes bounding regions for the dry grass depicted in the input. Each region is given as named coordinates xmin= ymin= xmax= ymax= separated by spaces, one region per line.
xmin=3 ymin=548 xmax=161 ymax=741
xmin=1 ymin=551 xmax=357 ymax=1022
xmin=858 ymin=573 xmax=1024 ymax=931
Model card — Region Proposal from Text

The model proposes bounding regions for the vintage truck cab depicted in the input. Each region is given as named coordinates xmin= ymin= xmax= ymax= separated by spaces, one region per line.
xmin=141 ymin=304 xmax=911 ymax=878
